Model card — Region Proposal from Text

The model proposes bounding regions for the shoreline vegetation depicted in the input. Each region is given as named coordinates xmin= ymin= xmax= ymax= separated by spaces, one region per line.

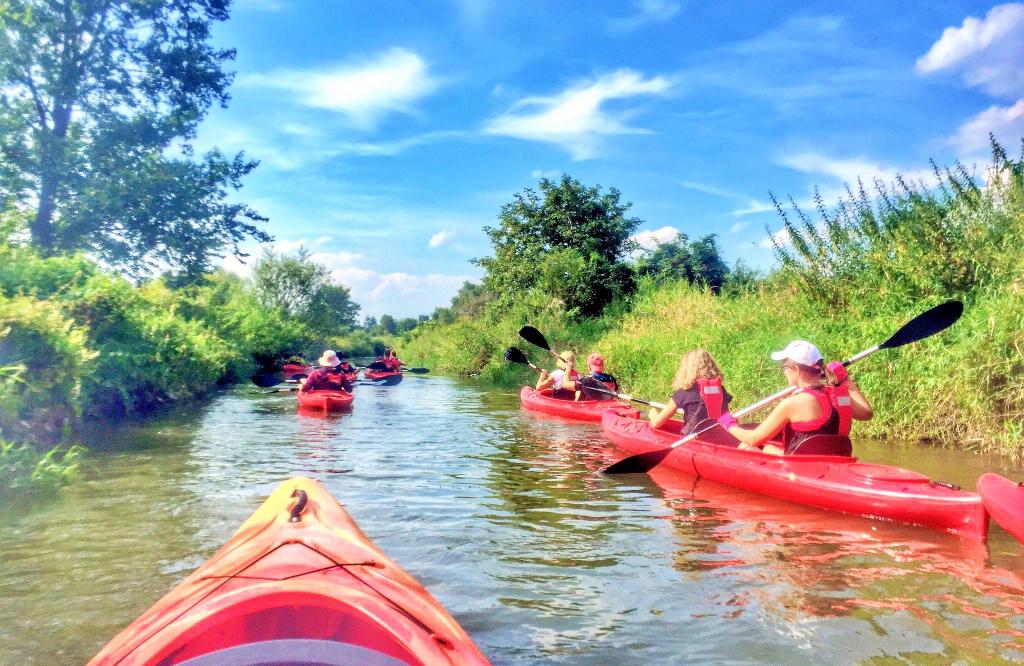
xmin=404 ymin=143 xmax=1024 ymax=459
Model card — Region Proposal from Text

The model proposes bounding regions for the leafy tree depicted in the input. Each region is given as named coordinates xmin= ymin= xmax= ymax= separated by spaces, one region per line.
xmin=0 ymin=0 xmax=269 ymax=274
xmin=475 ymin=175 xmax=640 ymax=315
xmin=378 ymin=314 xmax=397 ymax=335
xmin=362 ymin=315 xmax=378 ymax=331
xmin=307 ymin=284 xmax=361 ymax=334
xmin=636 ymin=233 xmax=730 ymax=292
xmin=251 ymin=249 xmax=329 ymax=317
xmin=396 ymin=317 xmax=418 ymax=333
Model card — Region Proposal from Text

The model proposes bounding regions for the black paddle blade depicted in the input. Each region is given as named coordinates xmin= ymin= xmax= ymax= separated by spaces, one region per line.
xmin=604 ymin=447 xmax=673 ymax=475
xmin=881 ymin=300 xmax=963 ymax=350
xmin=578 ymin=376 xmax=616 ymax=401
xmin=504 ymin=347 xmax=530 ymax=364
xmin=518 ymin=325 xmax=551 ymax=351
xmin=252 ymin=373 xmax=285 ymax=388
xmin=404 ymin=367 xmax=430 ymax=374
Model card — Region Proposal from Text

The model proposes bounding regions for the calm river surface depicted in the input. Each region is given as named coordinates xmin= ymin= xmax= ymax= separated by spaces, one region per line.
xmin=2 ymin=376 xmax=1024 ymax=664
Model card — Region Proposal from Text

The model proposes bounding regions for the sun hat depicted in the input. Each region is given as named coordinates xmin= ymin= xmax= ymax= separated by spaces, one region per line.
xmin=587 ymin=352 xmax=605 ymax=372
xmin=318 ymin=350 xmax=341 ymax=367
xmin=769 ymin=340 xmax=823 ymax=367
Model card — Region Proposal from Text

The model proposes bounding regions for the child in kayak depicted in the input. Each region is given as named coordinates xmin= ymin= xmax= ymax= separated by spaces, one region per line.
xmin=300 ymin=350 xmax=354 ymax=393
xmin=576 ymin=353 xmax=620 ymax=401
xmin=716 ymin=340 xmax=873 ymax=455
xmin=648 ymin=349 xmax=733 ymax=436
xmin=536 ymin=350 xmax=580 ymax=398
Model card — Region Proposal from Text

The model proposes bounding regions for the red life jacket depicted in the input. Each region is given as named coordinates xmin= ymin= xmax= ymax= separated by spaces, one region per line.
xmin=696 ymin=377 xmax=724 ymax=419
xmin=783 ymin=385 xmax=852 ymax=452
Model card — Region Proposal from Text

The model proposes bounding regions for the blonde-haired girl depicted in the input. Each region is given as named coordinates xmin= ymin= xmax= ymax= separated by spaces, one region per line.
xmin=649 ymin=349 xmax=733 ymax=434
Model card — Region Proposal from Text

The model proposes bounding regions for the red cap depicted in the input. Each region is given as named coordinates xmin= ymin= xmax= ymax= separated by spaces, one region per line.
xmin=587 ymin=353 xmax=605 ymax=371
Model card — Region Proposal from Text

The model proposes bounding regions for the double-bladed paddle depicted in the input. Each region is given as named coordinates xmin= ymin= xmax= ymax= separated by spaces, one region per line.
xmin=603 ymin=300 xmax=965 ymax=475
xmin=504 ymin=346 xmax=543 ymax=372
xmin=518 ymin=325 xmax=562 ymax=360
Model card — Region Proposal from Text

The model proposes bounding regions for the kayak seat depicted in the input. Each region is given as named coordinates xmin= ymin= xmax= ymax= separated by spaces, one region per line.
xmin=179 ymin=639 xmax=409 ymax=666
xmin=787 ymin=434 xmax=852 ymax=456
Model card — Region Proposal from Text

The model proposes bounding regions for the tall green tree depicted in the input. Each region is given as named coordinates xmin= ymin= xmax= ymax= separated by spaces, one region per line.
xmin=475 ymin=175 xmax=640 ymax=315
xmin=0 ymin=0 xmax=269 ymax=275
xmin=635 ymin=233 xmax=730 ymax=291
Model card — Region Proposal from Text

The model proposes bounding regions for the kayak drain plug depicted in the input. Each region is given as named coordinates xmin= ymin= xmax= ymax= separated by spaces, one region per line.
xmin=289 ymin=489 xmax=308 ymax=522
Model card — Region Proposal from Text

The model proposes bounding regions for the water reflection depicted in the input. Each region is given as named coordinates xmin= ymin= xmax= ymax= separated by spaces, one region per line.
xmin=1 ymin=381 xmax=1024 ymax=665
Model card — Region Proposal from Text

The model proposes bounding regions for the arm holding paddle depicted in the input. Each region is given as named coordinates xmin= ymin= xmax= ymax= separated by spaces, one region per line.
xmin=604 ymin=300 xmax=964 ymax=474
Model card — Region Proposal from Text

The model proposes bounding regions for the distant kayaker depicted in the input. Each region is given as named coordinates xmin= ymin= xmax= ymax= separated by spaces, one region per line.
xmin=648 ymin=349 xmax=733 ymax=435
xmin=576 ymin=353 xmax=620 ymax=401
xmin=300 ymin=350 xmax=353 ymax=393
xmin=536 ymin=350 xmax=580 ymax=397
xmin=716 ymin=340 xmax=873 ymax=455
xmin=380 ymin=348 xmax=401 ymax=372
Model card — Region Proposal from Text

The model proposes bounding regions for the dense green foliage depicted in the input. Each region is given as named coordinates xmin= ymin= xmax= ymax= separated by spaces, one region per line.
xmin=405 ymin=144 xmax=1024 ymax=457
xmin=0 ymin=0 xmax=269 ymax=276
xmin=475 ymin=175 xmax=641 ymax=316
xmin=634 ymin=233 xmax=730 ymax=291
xmin=0 ymin=236 xmax=386 ymax=499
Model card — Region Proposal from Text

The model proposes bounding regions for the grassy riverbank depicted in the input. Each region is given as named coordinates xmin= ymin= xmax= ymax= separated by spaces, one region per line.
xmin=405 ymin=151 xmax=1024 ymax=457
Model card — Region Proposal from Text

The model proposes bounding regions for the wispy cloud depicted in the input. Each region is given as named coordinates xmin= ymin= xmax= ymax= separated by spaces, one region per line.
xmin=240 ymin=48 xmax=441 ymax=130
xmin=949 ymin=99 xmax=1024 ymax=154
xmin=531 ymin=169 xmax=561 ymax=180
xmin=428 ymin=230 xmax=455 ymax=248
xmin=778 ymin=152 xmax=933 ymax=192
xmin=679 ymin=180 xmax=742 ymax=199
xmin=729 ymin=222 xmax=747 ymax=233
xmin=482 ymin=69 xmax=673 ymax=159
xmin=607 ymin=0 xmax=681 ymax=32
xmin=730 ymin=200 xmax=774 ymax=217
xmin=916 ymin=3 xmax=1024 ymax=98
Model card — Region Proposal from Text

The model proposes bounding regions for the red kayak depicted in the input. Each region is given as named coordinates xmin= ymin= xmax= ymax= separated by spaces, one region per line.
xmin=978 ymin=472 xmax=1024 ymax=544
xmin=89 ymin=477 xmax=490 ymax=665
xmin=297 ymin=389 xmax=354 ymax=412
xmin=282 ymin=362 xmax=313 ymax=379
xmin=364 ymin=369 xmax=403 ymax=385
xmin=519 ymin=386 xmax=625 ymax=422
xmin=601 ymin=407 xmax=988 ymax=540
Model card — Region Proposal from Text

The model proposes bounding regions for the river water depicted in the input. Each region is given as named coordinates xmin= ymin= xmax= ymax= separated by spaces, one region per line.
xmin=2 ymin=376 xmax=1024 ymax=664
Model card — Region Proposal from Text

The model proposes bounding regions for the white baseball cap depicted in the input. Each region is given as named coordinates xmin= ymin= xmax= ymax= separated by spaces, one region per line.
xmin=770 ymin=340 xmax=823 ymax=366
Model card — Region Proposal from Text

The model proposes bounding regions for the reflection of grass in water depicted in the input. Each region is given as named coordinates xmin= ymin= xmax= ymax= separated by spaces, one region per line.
xmin=650 ymin=471 xmax=1024 ymax=662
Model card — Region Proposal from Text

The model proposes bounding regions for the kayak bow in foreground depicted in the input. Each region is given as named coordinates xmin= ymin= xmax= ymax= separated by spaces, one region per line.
xmin=89 ymin=477 xmax=490 ymax=666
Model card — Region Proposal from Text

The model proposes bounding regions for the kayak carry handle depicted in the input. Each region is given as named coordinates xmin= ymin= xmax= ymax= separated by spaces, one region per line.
xmin=289 ymin=489 xmax=308 ymax=522
xmin=929 ymin=480 xmax=962 ymax=491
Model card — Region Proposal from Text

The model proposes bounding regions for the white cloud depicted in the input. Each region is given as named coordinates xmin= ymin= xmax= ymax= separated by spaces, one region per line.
xmin=631 ymin=225 xmax=680 ymax=251
xmin=778 ymin=153 xmax=933 ymax=193
xmin=482 ymin=69 xmax=673 ymax=160
xmin=329 ymin=268 xmax=474 ymax=318
xmin=428 ymin=230 xmax=455 ymax=248
xmin=608 ymin=0 xmax=681 ymax=32
xmin=730 ymin=200 xmax=775 ymax=217
xmin=729 ymin=222 xmax=747 ymax=233
xmin=758 ymin=226 xmax=791 ymax=249
xmin=240 ymin=48 xmax=440 ymax=129
xmin=948 ymin=100 xmax=1024 ymax=153
xmin=915 ymin=3 xmax=1024 ymax=97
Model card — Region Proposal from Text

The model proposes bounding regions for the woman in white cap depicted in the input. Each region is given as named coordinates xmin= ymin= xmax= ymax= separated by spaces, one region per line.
xmin=536 ymin=350 xmax=580 ymax=398
xmin=299 ymin=350 xmax=353 ymax=393
xmin=716 ymin=340 xmax=873 ymax=455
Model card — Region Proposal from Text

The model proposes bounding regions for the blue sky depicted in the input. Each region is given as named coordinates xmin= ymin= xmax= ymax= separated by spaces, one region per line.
xmin=197 ymin=1 xmax=1024 ymax=319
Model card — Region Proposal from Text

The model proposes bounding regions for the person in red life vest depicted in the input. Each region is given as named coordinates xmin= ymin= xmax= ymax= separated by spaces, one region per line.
xmin=300 ymin=350 xmax=353 ymax=393
xmin=648 ymin=349 xmax=733 ymax=436
xmin=576 ymin=352 xmax=620 ymax=401
xmin=716 ymin=340 xmax=873 ymax=455
xmin=536 ymin=350 xmax=580 ymax=398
